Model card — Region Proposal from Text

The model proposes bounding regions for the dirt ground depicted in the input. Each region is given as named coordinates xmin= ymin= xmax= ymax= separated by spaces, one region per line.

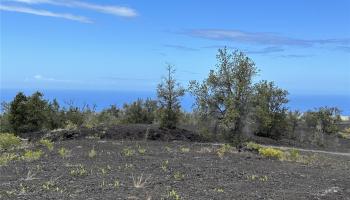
xmin=1 ymin=139 xmax=349 ymax=200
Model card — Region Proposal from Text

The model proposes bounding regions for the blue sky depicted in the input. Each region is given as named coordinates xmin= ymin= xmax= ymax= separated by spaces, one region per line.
xmin=1 ymin=0 xmax=350 ymax=95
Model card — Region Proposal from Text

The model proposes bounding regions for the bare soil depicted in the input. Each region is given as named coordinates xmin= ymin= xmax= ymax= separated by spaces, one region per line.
xmin=1 ymin=138 xmax=349 ymax=200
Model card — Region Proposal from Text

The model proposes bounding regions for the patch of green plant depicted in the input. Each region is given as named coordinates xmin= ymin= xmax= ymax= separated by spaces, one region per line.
xmin=0 ymin=133 xmax=21 ymax=150
xmin=179 ymin=146 xmax=190 ymax=153
xmin=245 ymin=141 xmax=262 ymax=151
xmin=258 ymin=147 xmax=283 ymax=160
xmin=161 ymin=160 xmax=169 ymax=172
xmin=168 ymin=189 xmax=181 ymax=200
xmin=88 ymin=147 xmax=97 ymax=158
xmin=217 ymin=144 xmax=233 ymax=158
xmin=137 ymin=145 xmax=146 ymax=155
xmin=70 ymin=165 xmax=88 ymax=177
xmin=214 ymin=188 xmax=224 ymax=193
xmin=114 ymin=179 xmax=120 ymax=189
xmin=0 ymin=152 xmax=18 ymax=166
xmin=122 ymin=147 xmax=135 ymax=157
xmin=39 ymin=139 xmax=54 ymax=151
xmin=22 ymin=150 xmax=43 ymax=161
xmin=173 ymin=171 xmax=185 ymax=181
xmin=58 ymin=147 xmax=71 ymax=158
xmin=246 ymin=175 xmax=268 ymax=182
xmin=288 ymin=149 xmax=300 ymax=160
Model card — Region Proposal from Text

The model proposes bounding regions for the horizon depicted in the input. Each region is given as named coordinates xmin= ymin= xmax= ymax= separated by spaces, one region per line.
xmin=1 ymin=0 xmax=349 ymax=96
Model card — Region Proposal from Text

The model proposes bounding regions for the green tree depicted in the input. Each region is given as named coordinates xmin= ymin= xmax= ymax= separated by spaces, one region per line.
xmin=252 ymin=81 xmax=289 ymax=139
xmin=189 ymin=48 xmax=258 ymax=141
xmin=8 ymin=92 xmax=48 ymax=133
xmin=157 ymin=65 xmax=185 ymax=129
xmin=303 ymin=107 xmax=341 ymax=133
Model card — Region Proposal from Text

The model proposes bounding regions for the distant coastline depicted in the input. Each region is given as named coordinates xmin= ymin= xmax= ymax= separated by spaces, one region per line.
xmin=1 ymin=88 xmax=349 ymax=115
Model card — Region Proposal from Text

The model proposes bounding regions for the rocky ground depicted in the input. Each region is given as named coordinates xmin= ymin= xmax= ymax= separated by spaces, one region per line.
xmin=1 ymin=138 xmax=349 ymax=200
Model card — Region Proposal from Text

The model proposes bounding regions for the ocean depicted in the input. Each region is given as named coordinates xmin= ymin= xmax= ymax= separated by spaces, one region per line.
xmin=1 ymin=88 xmax=349 ymax=115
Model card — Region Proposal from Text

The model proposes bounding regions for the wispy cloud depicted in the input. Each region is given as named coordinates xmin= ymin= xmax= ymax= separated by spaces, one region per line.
xmin=202 ymin=45 xmax=284 ymax=55
xmin=335 ymin=46 xmax=350 ymax=53
xmin=0 ymin=4 xmax=92 ymax=23
xmin=10 ymin=0 xmax=138 ymax=17
xmin=164 ymin=44 xmax=199 ymax=51
xmin=33 ymin=74 xmax=77 ymax=82
xmin=184 ymin=29 xmax=350 ymax=47
xmin=278 ymin=54 xmax=313 ymax=58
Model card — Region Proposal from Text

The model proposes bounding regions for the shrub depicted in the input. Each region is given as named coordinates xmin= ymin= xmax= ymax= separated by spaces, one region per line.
xmin=245 ymin=141 xmax=262 ymax=151
xmin=22 ymin=150 xmax=43 ymax=161
xmin=88 ymin=148 xmax=97 ymax=158
xmin=122 ymin=98 xmax=157 ymax=124
xmin=0 ymin=153 xmax=18 ymax=166
xmin=122 ymin=147 xmax=135 ymax=157
xmin=70 ymin=165 xmax=88 ymax=177
xmin=258 ymin=147 xmax=283 ymax=159
xmin=179 ymin=147 xmax=190 ymax=153
xmin=39 ymin=139 xmax=54 ymax=151
xmin=0 ymin=133 xmax=21 ymax=150
xmin=303 ymin=107 xmax=341 ymax=134
xmin=216 ymin=144 xmax=233 ymax=158
xmin=58 ymin=147 xmax=71 ymax=158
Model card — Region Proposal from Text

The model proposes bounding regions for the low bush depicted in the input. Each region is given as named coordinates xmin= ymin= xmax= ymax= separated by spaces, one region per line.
xmin=58 ymin=147 xmax=71 ymax=158
xmin=39 ymin=139 xmax=54 ymax=151
xmin=0 ymin=152 xmax=18 ymax=166
xmin=216 ymin=144 xmax=233 ymax=158
xmin=258 ymin=147 xmax=284 ymax=160
xmin=0 ymin=133 xmax=21 ymax=150
xmin=245 ymin=141 xmax=262 ymax=151
xmin=22 ymin=150 xmax=43 ymax=161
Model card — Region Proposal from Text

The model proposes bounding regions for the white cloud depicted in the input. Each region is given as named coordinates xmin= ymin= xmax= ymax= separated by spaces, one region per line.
xmin=33 ymin=74 xmax=75 ymax=82
xmin=0 ymin=4 xmax=92 ymax=23
xmin=10 ymin=0 xmax=138 ymax=17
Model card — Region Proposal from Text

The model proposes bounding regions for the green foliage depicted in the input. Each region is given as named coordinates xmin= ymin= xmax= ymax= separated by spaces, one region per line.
xmin=252 ymin=80 xmax=289 ymax=139
xmin=88 ymin=147 xmax=97 ymax=158
xmin=22 ymin=150 xmax=43 ymax=161
xmin=122 ymin=98 xmax=157 ymax=124
xmin=70 ymin=164 xmax=88 ymax=177
xmin=58 ymin=147 xmax=71 ymax=158
xmin=216 ymin=144 xmax=233 ymax=158
xmin=0 ymin=133 xmax=21 ymax=150
xmin=0 ymin=153 xmax=18 ymax=166
xmin=303 ymin=107 xmax=341 ymax=134
xmin=189 ymin=48 xmax=258 ymax=141
xmin=168 ymin=189 xmax=181 ymax=200
xmin=245 ymin=141 xmax=262 ymax=151
xmin=8 ymin=92 xmax=48 ymax=133
xmin=258 ymin=147 xmax=283 ymax=159
xmin=157 ymin=65 xmax=185 ymax=129
xmin=173 ymin=171 xmax=185 ymax=181
xmin=122 ymin=147 xmax=135 ymax=157
xmin=39 ymin=139 xmax=54 ymax=151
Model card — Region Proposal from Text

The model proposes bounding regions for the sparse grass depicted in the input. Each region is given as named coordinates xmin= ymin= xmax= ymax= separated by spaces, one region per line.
xmin=39 ymin=139 xmax=54 ymax=151
xmin=168 ymin=189 xmax=181 ymax=200
xmin=247 ymin=174 xmax=268 ymax=182
xmin=132 ymin=174 xmax=151 ymax=188
xmin=288 ymin=149 xmax=300 ymax=160
xmin=214 ymin=188 xmax=224 ymax=193
xmin=161 ymin=160 xmax=169 ymax=172
xmin=114 ymin=179 xmax=120 ymax=189
xmin=70 ymin=164 xmax=88 ymax=177
xmin=122 ymin=147 xmax=135 ymax=157
xmin=88 ymin=147 xmax=97 ymax=158
xmin=173 ymin=171 xmax=185 ymax=181
xmin=0 ymin=152 xmax=18 ymax=166
xmin=258 ymin=147 xmax=284 ymax=160
xmin=0 ymin=133 xmax=21 ymax=150
xmin=179 ymin=146 xmax=190 ymax=153
xmin=165 ymin=146 xmax=172 ymax=152
xmin=245 ymin=141 xmax=262 ymax=151
xmin=58 ymin=147 xmax=71 ymax=158
xmin=137 ymin=146 xmax=146 ymax=155
xmin=22 ymin=150 xmax=43 ymax=161
xmin=216 ymin=144 xmax=233 ymax=158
